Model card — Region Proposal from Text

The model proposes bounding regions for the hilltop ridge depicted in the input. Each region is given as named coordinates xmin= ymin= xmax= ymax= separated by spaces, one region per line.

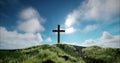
xmin=0 ymin=44 xmax=120 ymax=63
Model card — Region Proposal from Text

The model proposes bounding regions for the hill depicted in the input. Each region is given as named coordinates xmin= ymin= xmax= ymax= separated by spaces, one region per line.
xmin=0 ymin=44 xmax=120 ymax=63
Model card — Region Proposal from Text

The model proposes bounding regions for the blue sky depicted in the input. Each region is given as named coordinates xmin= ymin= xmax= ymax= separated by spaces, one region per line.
xmin=0 ymin=0 xmax=120 ymax=49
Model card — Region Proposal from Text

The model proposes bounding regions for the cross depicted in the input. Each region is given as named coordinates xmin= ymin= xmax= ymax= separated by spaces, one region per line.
xmin=52 ymin=25 xmax=65 ymax=44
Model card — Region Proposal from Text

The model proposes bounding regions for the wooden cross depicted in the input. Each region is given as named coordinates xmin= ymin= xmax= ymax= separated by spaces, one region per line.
xmin=52 ymin=25 xmax=65 ymax=44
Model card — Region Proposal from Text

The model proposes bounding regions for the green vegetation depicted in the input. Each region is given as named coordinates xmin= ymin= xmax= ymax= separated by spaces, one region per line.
xmin=82 ymin=46 xmax=120 ymax=63
xmin=0 ymin=44 xmax=120 ymax=63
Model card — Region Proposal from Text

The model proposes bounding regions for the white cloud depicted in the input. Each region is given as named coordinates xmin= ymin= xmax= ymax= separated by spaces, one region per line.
xmin=20 ymin=7 xmax=45 ymax=21
xmin=64 ymin=6 xmax=81 ymax=34
xmin=62 ymin=42 xmax=79 ymax=46
xmin=0 ymin=7 xmax=45 ymax=49
xmin=100 ymin=31 xmax=120 ymax=43
xmin=45 ymin=37 xmax=52 ymax=42
xmin=65 ymin=27 xmax=76 ymax=34
xmin=64 ymin=0 xmax=120 ymax=33
xmin=18 ymin=7 xmax=45 ymax=33
xmin=98 ymin=31 xmax=120 ymax=48
xmin=65 ymin=9 xmax=80 ymax=27
xmin=100 ymin=32 xmax=113 ymax=40
xmin=84 ymin=39 xmax=96 ymax=44
xmin=62 ymin=31 xmax=120 ymax=48
xmin=82 ymin=31 xmax=120 ymax=48
xmin=83 ymin=25 xmax=97 ymax=32
xmin=81 ymin=0 xmax=120 ymax=20
xmin=0 ymin=27 xmax=43 ymax=49
xmin=80 ymin=39 xmax=96 ymax=47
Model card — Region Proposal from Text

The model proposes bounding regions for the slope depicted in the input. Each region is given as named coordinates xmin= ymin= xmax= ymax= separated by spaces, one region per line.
xmin=0 ymin=44 xmax=120 ymax=63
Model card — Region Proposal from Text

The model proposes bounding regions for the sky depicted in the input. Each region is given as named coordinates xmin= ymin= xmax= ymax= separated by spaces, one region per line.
xmin=0 ymin=0 xmax=120 ymax=49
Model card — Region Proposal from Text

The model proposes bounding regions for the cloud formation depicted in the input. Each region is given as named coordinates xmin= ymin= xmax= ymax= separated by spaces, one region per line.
xmin=63 ymin=31 xmax=120 ymax=48
xmin=64 ymin=8 xmax=80 ymax=34
xmin=45 ymin=37 xmax=52 ymax=42
xmin=84 ymin=39 xmax=96 ymax=45
xmin=0 ymin=7 xmax=45 ymax=49
xmin=65 ymin=27 xmax=76 ymax=34
xmin=82 ymin=31 xmax=120 ymax=48
xmin=64 ymin=0 xmax=120 ymax=33
xmin=82 ymin=0 xmax=120 ymax=20
xmin=65 ymin=9 xmax=80 ymax=27
xmin=99 ymin=32 xmax=120 ymax=48
xmin=18 ymin=7 xmax=45 ymax=33
xmin=0 ymin=27 xmax=43 ymax=49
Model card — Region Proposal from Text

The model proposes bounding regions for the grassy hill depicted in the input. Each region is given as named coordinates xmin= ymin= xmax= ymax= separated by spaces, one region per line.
xmin=0 ymin=44 xmax=120 ymax=63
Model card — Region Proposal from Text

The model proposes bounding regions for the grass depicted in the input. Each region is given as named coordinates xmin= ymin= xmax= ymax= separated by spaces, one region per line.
xmin=0 ymin=44 xmax=120 ymax=63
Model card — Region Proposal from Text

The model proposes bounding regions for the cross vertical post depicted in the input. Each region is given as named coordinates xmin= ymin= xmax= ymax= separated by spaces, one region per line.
xmin=52 ymin=25 xmax=65 ymax=44
xmin=58 ymin=25 xmax=60 ymax=44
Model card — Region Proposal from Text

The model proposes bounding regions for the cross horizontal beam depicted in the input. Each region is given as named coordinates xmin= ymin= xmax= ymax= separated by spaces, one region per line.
xmin=52 ymin=30 xmax=65 ymax=32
